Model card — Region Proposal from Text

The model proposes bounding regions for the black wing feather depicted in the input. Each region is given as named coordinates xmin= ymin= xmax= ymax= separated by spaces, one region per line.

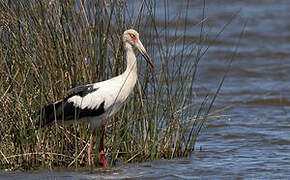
xmin=67 ymin=84 xmax=98 ymax=98
xmin=37 ymin=84 xmax=104 ymax=127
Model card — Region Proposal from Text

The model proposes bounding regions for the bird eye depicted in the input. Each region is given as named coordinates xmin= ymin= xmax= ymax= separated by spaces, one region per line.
xmin=129 ymin=33 xmax=137 ymax=41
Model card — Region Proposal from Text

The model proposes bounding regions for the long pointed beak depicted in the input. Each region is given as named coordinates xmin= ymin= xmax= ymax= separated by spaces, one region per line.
xmin=136 ymin=39 xmax=154 ymax=69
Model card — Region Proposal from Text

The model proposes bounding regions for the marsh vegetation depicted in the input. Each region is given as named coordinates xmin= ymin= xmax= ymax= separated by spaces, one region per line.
xmin=0 ymin=0 xmax=225 ymax=170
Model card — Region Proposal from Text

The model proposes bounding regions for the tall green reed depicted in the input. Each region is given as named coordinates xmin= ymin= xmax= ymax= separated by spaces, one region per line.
xmin=0 ymin=0 xmax=227 ymax=170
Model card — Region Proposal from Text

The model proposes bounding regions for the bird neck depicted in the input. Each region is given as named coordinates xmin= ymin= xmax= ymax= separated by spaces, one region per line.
xmin=124 ymin=42 xmax=137 ymax=76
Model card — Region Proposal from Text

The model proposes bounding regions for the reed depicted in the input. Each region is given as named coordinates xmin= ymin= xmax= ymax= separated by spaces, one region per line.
xmin=0 ymin=0 xmax=226 ymax=170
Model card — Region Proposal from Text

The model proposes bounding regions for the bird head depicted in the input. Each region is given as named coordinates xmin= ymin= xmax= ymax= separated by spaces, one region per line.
xmin=123 ymin=29 xmax=154 ymax=69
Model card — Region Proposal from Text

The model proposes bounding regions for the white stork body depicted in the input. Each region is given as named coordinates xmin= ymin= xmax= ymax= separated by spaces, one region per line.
xmin=67 ymin=53 xmax=137 ymax=128
xmin=38 ymin=29 xmax=153 ymax=168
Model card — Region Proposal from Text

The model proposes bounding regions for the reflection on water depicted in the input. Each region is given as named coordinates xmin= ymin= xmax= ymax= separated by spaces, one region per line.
xmin=2 ymin=0 xmax=290 ymax=179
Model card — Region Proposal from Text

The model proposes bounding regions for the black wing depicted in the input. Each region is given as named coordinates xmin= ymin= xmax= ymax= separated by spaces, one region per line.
xmin=37 ymin=84 xmax=104 ymax=127
xmin=67 ymin=84 xmax=98 ymax=98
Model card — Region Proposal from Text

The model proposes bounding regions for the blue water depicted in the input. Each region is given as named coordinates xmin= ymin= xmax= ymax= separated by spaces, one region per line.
xmin=1 ymin=0 xmax=290 ymax=179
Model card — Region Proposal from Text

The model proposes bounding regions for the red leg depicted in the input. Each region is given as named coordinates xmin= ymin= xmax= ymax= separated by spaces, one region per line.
xmin=99 ymin=125 xmax=107 ymax=168
xmin=88 ymin=129 xmax=96 ymax=168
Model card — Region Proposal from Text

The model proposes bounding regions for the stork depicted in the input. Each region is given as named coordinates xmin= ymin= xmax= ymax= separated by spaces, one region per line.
xmin=38 ymin=29 xmax=154 ymax=168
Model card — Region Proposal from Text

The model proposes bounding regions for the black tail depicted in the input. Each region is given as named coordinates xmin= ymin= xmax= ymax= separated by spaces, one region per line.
xmin=36 ymin=100 xmax=64 ymax=127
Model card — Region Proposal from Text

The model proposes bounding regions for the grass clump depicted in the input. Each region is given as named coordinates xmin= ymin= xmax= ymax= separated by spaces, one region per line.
xmin=0 ymin=0 xmax=223 ymax=170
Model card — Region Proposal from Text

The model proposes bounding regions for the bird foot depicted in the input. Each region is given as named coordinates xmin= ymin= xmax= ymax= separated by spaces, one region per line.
xmin=99 ymin=150 xmax=107 ymax=168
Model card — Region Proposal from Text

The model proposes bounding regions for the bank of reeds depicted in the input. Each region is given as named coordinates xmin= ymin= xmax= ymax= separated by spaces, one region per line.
xmin=0 ymin=0 xmax=223 ymax=170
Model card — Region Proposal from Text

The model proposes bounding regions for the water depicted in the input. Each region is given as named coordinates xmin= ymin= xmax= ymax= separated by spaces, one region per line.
xmin=1 ymin=0 xmax=290 ymax=179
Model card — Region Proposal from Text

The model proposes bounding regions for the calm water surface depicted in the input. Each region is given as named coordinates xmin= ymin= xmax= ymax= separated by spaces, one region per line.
xmin=1 ymin=0 xmax=290 ymax=179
